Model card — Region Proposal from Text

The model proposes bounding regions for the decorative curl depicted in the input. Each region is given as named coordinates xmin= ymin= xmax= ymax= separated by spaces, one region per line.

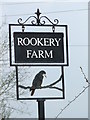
xmin=40 ymin=16 xmax=59 ymax=25
xmin=18 ymin=18 xmax=23 ymax=25
xmin=54 ymin=19 xmax=59 ymax=25
xmin=40 ymin=20 xmax=45 ymax=25
xmin=18 ymin=16 xmax=37 ymax=25
xmin=31 ymin=20 xmax=37 ymax=25
xmin=18 ymin=16 xmax=59 ymax=25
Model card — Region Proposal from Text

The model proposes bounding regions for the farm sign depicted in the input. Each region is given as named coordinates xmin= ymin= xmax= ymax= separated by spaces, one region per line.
xmin=14 ymin=32 xmax=65 ymax=65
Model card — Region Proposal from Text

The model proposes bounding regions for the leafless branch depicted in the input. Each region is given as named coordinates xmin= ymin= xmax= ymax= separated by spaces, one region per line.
xmin=80 ymin=67 xmax=90 ymax=84
xmin=0 ymin=22 xmax=33 ymax=118
xmin=6 ymin=106 xmax=31 ymax=116
xmin=55 ymin=67 xmax=89 ymax=118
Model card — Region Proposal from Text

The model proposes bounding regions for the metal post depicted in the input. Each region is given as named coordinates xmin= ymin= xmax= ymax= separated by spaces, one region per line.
xmin=37 ymin=99 xmax=45 ymax=120
xmin=16 ymin=66 xmax=19 ymax=100
xmin=61 ymin=66 xmax=65 ymax=99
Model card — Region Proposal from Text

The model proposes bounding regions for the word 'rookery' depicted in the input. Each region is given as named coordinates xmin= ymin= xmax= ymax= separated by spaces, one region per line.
xmin=17 ymin=37 xmax=61 ymax=46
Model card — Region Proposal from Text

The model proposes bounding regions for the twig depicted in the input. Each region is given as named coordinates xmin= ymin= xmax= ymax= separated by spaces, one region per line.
xmin=5 ymin=106 xmax=31 ymax=116
xmin=18 ymin=75 xmax=63 ymax=91
xmin=55 ymin=67 xmax=90 ymax=118
xmin=56 ymin=84 xmax=90 ymax=118
xmin=80 ymin=66 xmax=90 ymax=84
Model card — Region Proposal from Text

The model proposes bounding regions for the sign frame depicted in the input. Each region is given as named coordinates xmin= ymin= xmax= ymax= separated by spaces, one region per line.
xmin=9 ymin=9 xmax=69 ymax=100
xmin=9 ymin=24 xmax=69 ymax=66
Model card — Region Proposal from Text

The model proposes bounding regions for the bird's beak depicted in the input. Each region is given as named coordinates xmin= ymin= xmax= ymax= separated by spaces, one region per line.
xmin=44 ymin=74 xmax=47 ymax=78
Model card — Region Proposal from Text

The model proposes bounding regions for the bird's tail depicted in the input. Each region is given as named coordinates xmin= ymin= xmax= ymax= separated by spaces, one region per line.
xmin=31 ymin=89 xmax=35 ymax=96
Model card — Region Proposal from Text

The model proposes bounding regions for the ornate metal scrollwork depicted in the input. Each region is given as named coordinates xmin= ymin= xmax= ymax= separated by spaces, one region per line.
xmin=17 ymin=9 xmax=59 ymax=25
xmin=18 ymin=16 xmax=37 ymax=25
xmin=39 ymin=16 xmax=59 ymax=25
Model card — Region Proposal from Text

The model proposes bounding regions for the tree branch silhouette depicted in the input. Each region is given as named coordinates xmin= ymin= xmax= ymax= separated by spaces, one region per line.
xmin=18 ymin=75 xmax=63 ymax=91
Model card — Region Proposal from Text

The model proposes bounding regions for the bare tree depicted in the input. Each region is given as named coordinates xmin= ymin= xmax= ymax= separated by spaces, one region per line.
xmin=0 ymin=18 xmax=31 ymax=119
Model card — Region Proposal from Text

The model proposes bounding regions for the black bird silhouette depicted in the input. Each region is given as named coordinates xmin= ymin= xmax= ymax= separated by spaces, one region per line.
xmin=30 ymin=70 xmax=46 ymax=96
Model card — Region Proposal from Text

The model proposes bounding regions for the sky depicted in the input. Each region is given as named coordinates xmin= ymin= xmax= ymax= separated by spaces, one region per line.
xmin=0 ymin=1 xmax=89 ymax=118
xmin=0 ymin=0 xmax=90 ymax=2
